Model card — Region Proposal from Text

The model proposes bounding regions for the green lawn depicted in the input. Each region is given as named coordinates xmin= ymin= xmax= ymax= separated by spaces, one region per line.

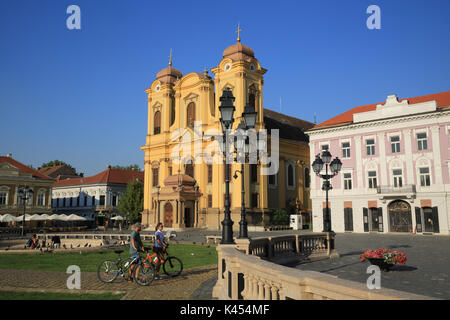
xmin=0 ymin=244 xmax=218 ymax=272
xmin=0 ymin=290 xmax=124 ymax=300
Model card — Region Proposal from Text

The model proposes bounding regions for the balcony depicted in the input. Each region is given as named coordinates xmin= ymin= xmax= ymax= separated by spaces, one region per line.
xmin=377 ymin=185 xmax=416 ymax=201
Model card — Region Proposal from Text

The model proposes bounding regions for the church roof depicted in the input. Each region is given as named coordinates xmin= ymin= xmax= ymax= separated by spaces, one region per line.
xmin=263 ymin=108 xmax=314 ymax=143
xmin=311 ymin=90 xmax=450 ymax=130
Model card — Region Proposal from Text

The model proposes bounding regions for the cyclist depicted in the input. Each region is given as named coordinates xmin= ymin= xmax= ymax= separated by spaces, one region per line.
xmin=153 ymin=222 xmax=167 ymax=280
xmin=129 ymin=222 xmax=144 ymax=281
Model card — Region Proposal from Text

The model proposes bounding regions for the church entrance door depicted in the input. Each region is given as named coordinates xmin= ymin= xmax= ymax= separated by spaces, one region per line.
xmin=163 ymin=202 xmax=173 ymax=228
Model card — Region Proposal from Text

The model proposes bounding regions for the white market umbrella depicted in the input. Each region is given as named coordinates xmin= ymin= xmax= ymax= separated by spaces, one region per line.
xmin=0 ymin=214 xmax=17 ymax=223
xmin=30 ymin=214 xmax=50 ymax=221
xmin=66 ymin=214 xmax=87 ymax=221
xmin=15 ymin=214 xmax=34 ymax=222
xmin=111 ymin=216 xmax=124 ymax=221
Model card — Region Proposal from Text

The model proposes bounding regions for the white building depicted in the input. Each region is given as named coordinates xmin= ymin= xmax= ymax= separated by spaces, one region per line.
xmin=306 ymin=91 xmax=450 ymax=235
xmin=52 ymin=165 xmax=144 ymax=226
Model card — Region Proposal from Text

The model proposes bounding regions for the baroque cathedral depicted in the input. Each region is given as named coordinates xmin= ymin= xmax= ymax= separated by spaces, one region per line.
xmin=141 ymin=32 xmax=314 ymax=230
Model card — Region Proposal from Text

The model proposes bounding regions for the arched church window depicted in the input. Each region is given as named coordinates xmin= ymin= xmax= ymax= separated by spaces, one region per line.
xmin=185 ymin=163 xmax=194 ymax=178
xmin=170 ymin=96 xmax=175 ymax=126
xmin=287 ymin=164 xmax=295 ymax=188
xmin=187 ymin=102 xmax=195 ymax=127
xmin=154 ymin=111 xmax=161 ymax=135
xmin=249 ymin=93 xmax=256 ymax=108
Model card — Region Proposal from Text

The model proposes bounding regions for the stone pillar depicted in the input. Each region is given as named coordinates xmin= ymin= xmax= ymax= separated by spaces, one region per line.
xmin=264 ymin=283 xmax=271 ymax=300
xmin=377 ymin=132 xmax=388 ymax=186
xmin=402 ymin=129 xmax=414 ymax=185
xmin=431 ymin=126 xmax=443 ymax=184
xmin=258 ymin=281 xmax=264 ymax=300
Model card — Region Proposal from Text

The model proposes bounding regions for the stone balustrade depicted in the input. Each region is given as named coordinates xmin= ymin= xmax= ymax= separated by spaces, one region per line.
xmin=213 ymin=236 xmax=433 ymax=300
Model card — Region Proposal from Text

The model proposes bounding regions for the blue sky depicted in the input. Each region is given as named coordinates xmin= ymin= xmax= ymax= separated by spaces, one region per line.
xmin=1 ymin=0 xmax=449 ymax=176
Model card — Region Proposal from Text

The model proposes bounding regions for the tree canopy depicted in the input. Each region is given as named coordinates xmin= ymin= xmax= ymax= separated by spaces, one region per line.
xmin=41 ymin=160 xmax=76 ymax=171
xmin=117 ymin=179 xmax=144 ymax=224
xmin=111 ymin=164 xmax=141 ymax=171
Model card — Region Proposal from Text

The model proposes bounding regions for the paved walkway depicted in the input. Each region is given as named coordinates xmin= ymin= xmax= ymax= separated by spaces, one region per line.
xmin=0 ymin=265 xmax=217 ymax=300
xmin=293 ymin=233 xmax=450 ymax=299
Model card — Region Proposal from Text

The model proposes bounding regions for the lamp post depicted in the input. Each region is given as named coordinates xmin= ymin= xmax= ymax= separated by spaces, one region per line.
xmin=233 ymin=103 xmax=257 ymax=239
xmin=219 ymin=88 xmax=236 ymax=244
xmin=18 ymin=185 xmax=34 ymax=237
xmin=311 ymin=150 xmax=342 ymax=233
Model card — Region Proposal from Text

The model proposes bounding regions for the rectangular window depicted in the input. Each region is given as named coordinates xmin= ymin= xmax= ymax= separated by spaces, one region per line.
xmin=342 ymin=142 xmax=350 ymax=158
xmin=419 ymin=167 xmax=431 ymax=186
xmin=168 ymin=166 xmax=172 ymax=176
xmin=99 ymin=195 xmax=105 ymax=206
xmin=112 ymin=195 xmax=117 ymax=206
xmin=251 ymin=193 xmax=258 ymax=208
xmin=343 ymin=173 xmax=352 ymax=190
xmin=368 ymin=171 xmax=377 ymax=189
xmin=92 ymin=196 xmax=95 ymax=207
xmin=268 ymin=174 xmax=276 ymax=186
xmin=393 ymin=169 xmax=403 ymax=188
xmin=57 ymin=198 xmax=60 ymax=207
xmin=152 ymin=168 xmax=159 ymax=187
xmin=84 ymin=196 xmax=87 ymax=207
xmin=417 ymin=133 xmax=428 ymax=151
xmin=391 ymin=136 xmax=400 ymax=153
xmin=321 ymin=144 xmax=329 ymax=151
xmin=366 ymin=139 xmax=375 ymax=156
xmin=69 ymin=197 xmax=73 ymax=207
xmin=207 ymin=164 xmax=213 ymax=184
xmin=63 ymin=197 xmax=66 ymax=207
xmin=37 ymin=193 xmax=45 ymax=206
xmin=0 ymin=192 xmax=7 ymax=205
xmin=208 ymin=194 xmax=212 ymax=208
xmin=76 ymin=196 xmax=80 ymax=207
xmin=250 ymin=164 xmax=258 ymax=183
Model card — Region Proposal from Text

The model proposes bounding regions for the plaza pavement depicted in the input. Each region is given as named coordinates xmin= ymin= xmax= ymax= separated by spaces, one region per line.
xmin=293 ymin=233 xmax=450 ymax=299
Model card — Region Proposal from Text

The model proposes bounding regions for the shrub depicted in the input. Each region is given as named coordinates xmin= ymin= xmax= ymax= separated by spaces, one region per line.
xmin=272 ymin=209 xmax=289 ymax=225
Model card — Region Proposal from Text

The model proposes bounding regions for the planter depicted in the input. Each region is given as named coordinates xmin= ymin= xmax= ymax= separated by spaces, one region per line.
xmin=368 ymin=258 xmax=394 ymax=271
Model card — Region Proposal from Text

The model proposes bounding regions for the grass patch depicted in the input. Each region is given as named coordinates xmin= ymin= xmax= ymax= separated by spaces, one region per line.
xmin=0 ymin=244 xmax=217 ymax=272
xmin=0 ymin=290 xmax=124 ymax=300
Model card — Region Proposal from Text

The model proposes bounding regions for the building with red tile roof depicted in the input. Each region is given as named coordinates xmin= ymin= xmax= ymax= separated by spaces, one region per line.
xmin=52 ymin=166 xmax=144 ymax=226
xmin=306 ymin=90 xmax=450 ymax=235
xmin=0 ymin=154 xmax=54 ymax=216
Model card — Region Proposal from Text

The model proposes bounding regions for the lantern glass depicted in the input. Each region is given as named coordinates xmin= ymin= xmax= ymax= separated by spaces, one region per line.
xmin=330 ymin=157 xmax=342 ymax=173
xmin=322 ymin=150 xmax=332 ymax=164
xmin=312 ymin=156 xmax=324 ymax=174
xmin=219 ymin=88 xmax=236 ymax=124
xmin=243 ymin=104 xmax=257 ymax=129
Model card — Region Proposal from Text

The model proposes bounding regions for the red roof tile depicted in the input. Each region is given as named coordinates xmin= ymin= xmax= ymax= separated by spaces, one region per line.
xmin=313 ymin=91 xmax=450 ymax=129
xmin=0 ymin=156 xmax=53 ymax=180
xmin=53 ymin=167 xmax=144 ymax=187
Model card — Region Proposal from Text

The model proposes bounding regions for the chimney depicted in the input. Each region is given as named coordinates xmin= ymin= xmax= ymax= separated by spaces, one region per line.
xmin=107 ymin=165 xmax=111 ymax=169
xmin=6 ymin=153 xmax=12 ymax=158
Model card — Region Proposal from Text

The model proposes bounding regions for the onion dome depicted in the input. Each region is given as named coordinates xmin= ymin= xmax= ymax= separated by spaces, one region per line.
xmin=156 ymin=66 xmax=183 ymax=85
xmin=222 ymin=42 xmax=255 ymax=61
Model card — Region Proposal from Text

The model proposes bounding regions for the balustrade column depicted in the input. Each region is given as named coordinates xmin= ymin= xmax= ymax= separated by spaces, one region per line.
xmin=264 ymin=283 xmax=271 ymax=300
xmin=271 ymin=285 xmax=279 ymax=300
xmin=258 ymin=281 xmax=264 ymax=300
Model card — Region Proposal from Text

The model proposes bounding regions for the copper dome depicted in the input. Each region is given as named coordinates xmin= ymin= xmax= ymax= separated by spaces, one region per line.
xmin=222 ymin=42 xmax=255 ymax=61
xmin=156 ymin=66 xmax=183 ymax=85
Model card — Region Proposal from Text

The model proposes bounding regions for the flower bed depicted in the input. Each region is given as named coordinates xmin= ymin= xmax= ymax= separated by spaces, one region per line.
xmin=360 ymin=248 xmax=407 ymax=271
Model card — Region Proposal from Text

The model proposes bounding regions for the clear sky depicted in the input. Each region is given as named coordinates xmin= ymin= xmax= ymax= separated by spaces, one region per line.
xmin=1 ymin=0 xmax=449 ymax=176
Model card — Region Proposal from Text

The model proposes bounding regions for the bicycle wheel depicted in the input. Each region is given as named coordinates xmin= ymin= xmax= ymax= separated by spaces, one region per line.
xmin=163 ymin=256 xmax=183 ymax=277
xmin=97 ymin=260 xmax=120 ymax=283
xmin=134 ymin=262 xmax=156 ymax=286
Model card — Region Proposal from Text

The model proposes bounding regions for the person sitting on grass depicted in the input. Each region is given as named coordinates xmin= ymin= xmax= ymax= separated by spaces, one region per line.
xmin=153 ymin=222 xmax=167 ymax=280
xmin=129 ymin=223 xmax=144 ymax=282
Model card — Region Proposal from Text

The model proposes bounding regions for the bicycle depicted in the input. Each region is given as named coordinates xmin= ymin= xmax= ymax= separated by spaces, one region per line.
xmin=140 ymin=244 xmax=183 ymax=278
xmin=97 ymin=249 xmax=156 ymax=286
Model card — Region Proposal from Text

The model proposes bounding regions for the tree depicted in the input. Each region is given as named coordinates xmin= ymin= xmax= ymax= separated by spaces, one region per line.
xmin=41 ymin=160 xmax=76 ymax=171
xmin=111 ymin=164 xmax=141 ymax=171
xmin=118 ymin=179 xmax=144 ymax=224
xmin=272 ymin=209 xmax=289 ymax=226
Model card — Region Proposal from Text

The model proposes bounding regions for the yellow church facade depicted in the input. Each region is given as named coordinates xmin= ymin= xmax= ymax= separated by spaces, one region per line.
xmin=141 ymin=38 xmax=313 ymax=230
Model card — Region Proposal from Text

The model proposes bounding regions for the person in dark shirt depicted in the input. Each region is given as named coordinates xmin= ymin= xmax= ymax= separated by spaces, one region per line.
xmin=129 ymin=223 xmax=144 ymax=281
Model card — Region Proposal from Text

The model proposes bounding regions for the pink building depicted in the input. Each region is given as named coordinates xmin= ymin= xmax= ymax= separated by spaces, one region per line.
xmin=306 ymin=91 xmax=450 ymax=235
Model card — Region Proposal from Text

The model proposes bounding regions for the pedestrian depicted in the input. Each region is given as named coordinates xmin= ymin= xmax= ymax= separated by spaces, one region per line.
xmin=129 ymin=222 xmax=144 ymax=281
xmin=153 ymin=222 xmax=167 ymax=280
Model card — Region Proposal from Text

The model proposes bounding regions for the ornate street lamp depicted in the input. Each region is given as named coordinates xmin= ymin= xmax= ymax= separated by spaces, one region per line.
xmin=219 ymin=88 xmax=236 ymax=244
xmin=18 ymin=185 xmax=33 ymax=237
xmin=311 ymin=151 xmax=342 ymax=233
